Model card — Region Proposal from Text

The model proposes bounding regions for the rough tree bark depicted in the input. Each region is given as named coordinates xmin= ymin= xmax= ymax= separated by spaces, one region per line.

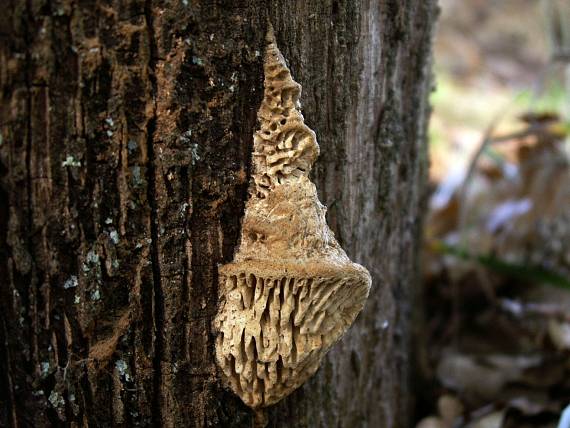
xmin=0 ymin=1 xmax=436 ymax=427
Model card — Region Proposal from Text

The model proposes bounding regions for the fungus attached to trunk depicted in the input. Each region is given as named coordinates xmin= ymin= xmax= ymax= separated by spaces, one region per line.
xmin=213 ymin=25 xmax=372 ymax=409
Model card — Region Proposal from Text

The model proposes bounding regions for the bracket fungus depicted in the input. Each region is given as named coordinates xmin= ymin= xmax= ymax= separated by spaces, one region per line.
xmin=213 ymin=25 xmax=372 ymax=409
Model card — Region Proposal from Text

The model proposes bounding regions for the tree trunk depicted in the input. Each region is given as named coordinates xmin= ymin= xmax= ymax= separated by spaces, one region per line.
xmin=0 ymin=1 xmax=436 ymax=427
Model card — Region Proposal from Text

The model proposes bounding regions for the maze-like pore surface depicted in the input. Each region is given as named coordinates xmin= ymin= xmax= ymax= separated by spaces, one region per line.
xmin=215 ymin=268 xmax=369 ymax=408
xmin=252 ymin=29 xmax=319 ymax=198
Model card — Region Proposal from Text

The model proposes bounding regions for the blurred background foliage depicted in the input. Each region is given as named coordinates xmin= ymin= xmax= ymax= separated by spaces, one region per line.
xmin=417 ymin=0 xmax=570 ymax=427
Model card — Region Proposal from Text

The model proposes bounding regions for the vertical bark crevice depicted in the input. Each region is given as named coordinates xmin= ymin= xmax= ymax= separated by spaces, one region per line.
xmin=0 ymin=146 xmax=14 ymax=427
xmin=23 ymin=3 xmax=41 ymax=425
xmin=0 ymin=316 xmax=16 ymax=428
xmin=143 ymin=0 xmax=163 ymax=425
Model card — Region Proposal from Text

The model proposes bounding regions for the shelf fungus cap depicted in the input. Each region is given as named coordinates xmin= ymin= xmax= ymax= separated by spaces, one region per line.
xmin=213 ymin=25 xmax=371 ymax=409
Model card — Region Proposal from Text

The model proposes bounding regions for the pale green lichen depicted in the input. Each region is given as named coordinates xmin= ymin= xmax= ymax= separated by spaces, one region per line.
xmin=127 ymin=140 xmax=137 ymax=153
xmin=180 ymin=129 xmax=192 ymax=144
xmin=104 ymin=117 xmax=114 ymax=137
xmin=109 ymin=230 xmax=119 ymax=245
xmin=48 ymin=390 xmax=65 ymax=409
xmin=229 ymin=71 xmax=238 ymax=92
xmin=86 ymin=251 xmax=99 ymax=263
xmin=63 ymin=275 xmax=78 ymax=289
xmin=62 ymin=155 xmax=81 ymax=168
xmin=131 ymin=165 xmax=143 ymax=186
xmin=115 ymin=359 xmax=132 ymax=382
xmin=83 ymin=250 xmax=100 ymax=272
xmin=40 ymin=361 xmax=50 ymax=377
xmin=190 ymin=143 xmax=200 ymax=164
